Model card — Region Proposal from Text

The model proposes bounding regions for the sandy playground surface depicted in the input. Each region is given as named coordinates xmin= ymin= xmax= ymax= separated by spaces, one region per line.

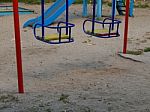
xmin=0 ymin=3 xmax=150 ymax=112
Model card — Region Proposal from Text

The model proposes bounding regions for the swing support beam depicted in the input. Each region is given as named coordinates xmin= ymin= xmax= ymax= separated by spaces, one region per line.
xmin=123 ymin=0 xmax=130 ymax=54
xmin=13 ymin=0 xmax=24 ymax=93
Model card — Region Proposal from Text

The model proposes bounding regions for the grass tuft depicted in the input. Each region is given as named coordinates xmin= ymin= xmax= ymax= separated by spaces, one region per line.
xmin=126 ymin=50 xmax=143 ymax=55
xmin=58 ymin=94 xmax=69 ymax=103
xmin=0 ymin=94 xmax=18 ymax=103
xmin=144 ymin=47 xmax=150 ymax=52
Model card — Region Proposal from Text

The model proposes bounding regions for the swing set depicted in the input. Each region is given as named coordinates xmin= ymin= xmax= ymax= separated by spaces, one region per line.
xmin=33 ymin=0 xmax=121 ymax=45
xmin=12 ymin=0 xmax=130 ymax=93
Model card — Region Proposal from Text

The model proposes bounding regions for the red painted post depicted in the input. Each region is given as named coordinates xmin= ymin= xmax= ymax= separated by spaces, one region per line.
xmin=123 ymin=0 xmax=130 ymax=54
xmin=13 ymin=0 xmax=24 ymax=93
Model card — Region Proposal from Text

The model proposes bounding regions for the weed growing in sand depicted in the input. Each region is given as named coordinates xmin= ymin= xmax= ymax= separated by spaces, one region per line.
xmin=59 ymin=94 xmax=69 ymax=103
xmin=107 ymin=2 xmax=112 ymax=7
xmin=45 ymin=108 xmax=53 ymax=112
xmin=144 ymin=47 xmax=150 ymax=52
xmin=126 ymin=47 xmax=150 ymax=55
xmin=0 ymin=105 xmax=11 ymax=110
xmin=126 ymin=50 xmax=143 ymax=55
xmin=135 ymin=1 xmax=150 ymax=8
xmin=0 ymin=94 xmax=19 ymax=103
xmin=96 ymin=17 xmax=103 ymax=21
xmin=82 ymin=39 xmax=92 ymax=43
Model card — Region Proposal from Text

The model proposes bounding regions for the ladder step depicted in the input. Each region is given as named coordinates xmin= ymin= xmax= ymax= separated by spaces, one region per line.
xmin=117 ymin=2 xmax=124 ymax=4
xmin=117 ymin=1 xmax=124 ymax=3
xmin=118 ymin=9 xmax=126 ymax=12
xmin=117 ymin=5 xmax=126 ymax=7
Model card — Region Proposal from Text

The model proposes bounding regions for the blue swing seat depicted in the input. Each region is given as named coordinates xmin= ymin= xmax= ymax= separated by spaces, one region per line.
xmin=33 ymin=21 xmax=75 ymax=44
xmin=83 ymin=18 xmax=122 ymax=38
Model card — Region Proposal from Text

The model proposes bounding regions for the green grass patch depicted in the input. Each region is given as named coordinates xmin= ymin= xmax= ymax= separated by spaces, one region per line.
xmin=0 ymin=94 xmax=18 ymax=103
xmin=107 ymin=2 xmax=112 ymax=7
xmin=144 ymin=47 xmax=150 ymax=52
xmin=135 ymin=1 xmax=150 ymax=8
xmin=126 ymin=50 xmax=143 ymax=55
xmin=96 ymin=17 xmax=103 ymax=21
xmin=58 ymin=94 xmax=69 ymax=103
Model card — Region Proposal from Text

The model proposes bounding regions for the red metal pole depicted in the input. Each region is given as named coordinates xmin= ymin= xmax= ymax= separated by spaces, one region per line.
xmin=13 ymin=0 xmax=24 ymax=93
xmin=123 ymin=0 xmax=130 ymax=54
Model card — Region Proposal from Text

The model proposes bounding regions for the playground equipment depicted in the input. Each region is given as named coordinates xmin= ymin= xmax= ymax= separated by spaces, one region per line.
xmin=23 ymin=0 xmax=75 ymax=28
xmin=83 ymin=0 xmax=134 ymax=17
xmin=12 ymin=0 xmax=24 ymax=93
xmin=24 ymin=0 xmax=130 ymax=28
xmin=82 ymin=0 xmax=102 ymax=17
xmin=12 ymin=0 xmax=130 ymax=93
xmin=123 ymin=0 xmax=130 ymax=53
xmin=116 ymin=0 xmax=134 ymax=16
xmin=83 ymin=0 xmax=122 ymax=38
xmin=33 ymin=0 xmax=75 ymax=44
xmin=23 ymin=0 xmax=102 ymax=28
xmin=117 ymin=0 xmax=126 ymax=15
xmin=0 ymin=5 xmax=34 ymax=16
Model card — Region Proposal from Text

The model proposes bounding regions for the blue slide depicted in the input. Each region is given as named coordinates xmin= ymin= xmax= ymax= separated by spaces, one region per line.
xmin=23 ymin=0 xmax=75 ymax=28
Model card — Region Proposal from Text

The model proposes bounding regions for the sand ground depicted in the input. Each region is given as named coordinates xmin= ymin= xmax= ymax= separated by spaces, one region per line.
xmin=0 ymin=3 xmax=150 ymax=112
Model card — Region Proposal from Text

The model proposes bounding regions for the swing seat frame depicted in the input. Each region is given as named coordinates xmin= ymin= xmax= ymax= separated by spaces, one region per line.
xmin=83 ymin=18 xmax=122 ymax=38
xmin=33 ymin=21 xmax=75 ymax=44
